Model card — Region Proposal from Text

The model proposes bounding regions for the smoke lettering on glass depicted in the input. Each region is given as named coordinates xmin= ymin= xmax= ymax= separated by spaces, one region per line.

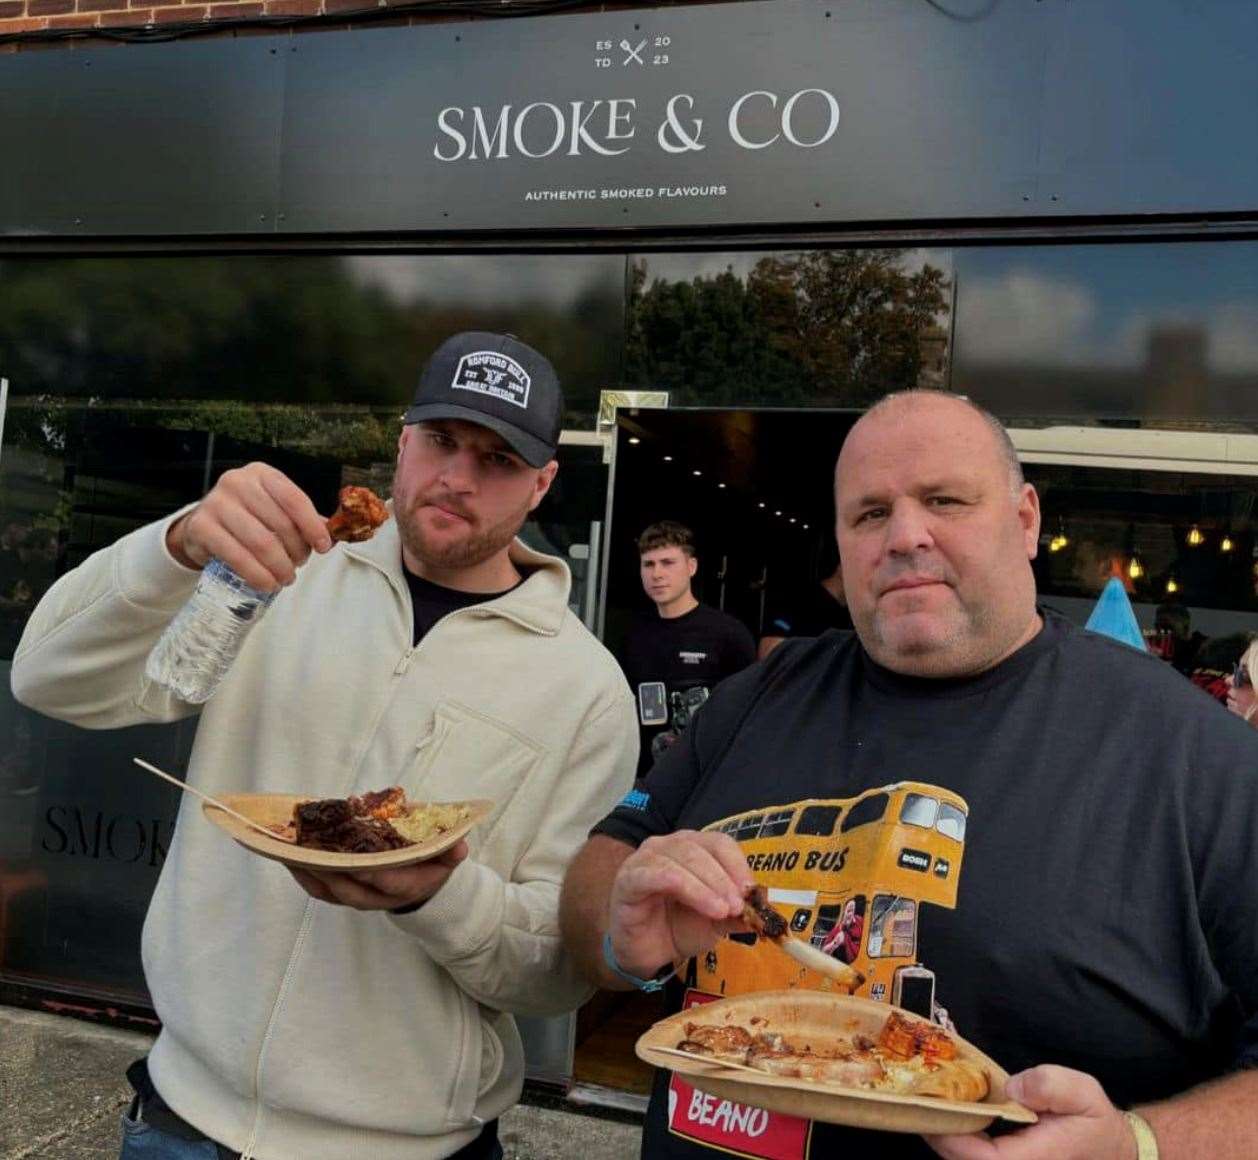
xmin=41 ymin=805 xmax=173 ymax=868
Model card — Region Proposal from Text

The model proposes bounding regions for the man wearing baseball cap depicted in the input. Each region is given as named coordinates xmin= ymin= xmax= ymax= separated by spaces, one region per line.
xmin=13 ymin=331 xmax=638 ymax=1160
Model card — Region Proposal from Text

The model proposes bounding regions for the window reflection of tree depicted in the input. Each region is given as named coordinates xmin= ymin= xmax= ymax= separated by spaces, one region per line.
xmin=0 ymin=256 xmax=623 ymax=428
xmin=625 ymin=250 xmax=951 ymax=407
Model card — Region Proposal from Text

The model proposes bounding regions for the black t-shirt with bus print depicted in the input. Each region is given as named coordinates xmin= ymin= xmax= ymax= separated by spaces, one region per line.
xmin=594 ymin=612 xmax=1258 ymax=1160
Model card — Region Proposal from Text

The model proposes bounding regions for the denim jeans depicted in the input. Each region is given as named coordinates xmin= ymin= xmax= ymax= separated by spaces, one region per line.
xmin=121 ymin=1057 xmax=502 ymax=1160
xmin=118 ymin=1111 xmax=223 ymax=1160
xmin=120 ymin=1112 xmax=502 ymax=1160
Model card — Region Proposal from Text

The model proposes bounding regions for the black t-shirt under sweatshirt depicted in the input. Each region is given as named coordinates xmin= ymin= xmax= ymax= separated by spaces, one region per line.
xmin=595 ymin=612 xmax=1258 ymax=1160
xmin=403 ymin=566 xmax=523 ymax=646
xmin=619 ymin=603 xmax=757 ymax=778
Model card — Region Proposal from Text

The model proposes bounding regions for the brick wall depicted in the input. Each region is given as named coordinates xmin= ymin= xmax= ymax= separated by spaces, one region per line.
xmin=0 ymin=0 xmax=492 ymax=47
xmin=0 ymin=0 xmax=725 ymax=53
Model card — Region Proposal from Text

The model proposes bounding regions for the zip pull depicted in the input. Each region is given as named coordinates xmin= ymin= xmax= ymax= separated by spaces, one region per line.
xmin=394 ymin=649 xmax=414 ymax=676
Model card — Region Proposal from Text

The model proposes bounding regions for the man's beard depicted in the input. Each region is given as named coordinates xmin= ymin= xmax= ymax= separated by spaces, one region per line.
xmin=394 ymin=486 xmax=530 ymax=572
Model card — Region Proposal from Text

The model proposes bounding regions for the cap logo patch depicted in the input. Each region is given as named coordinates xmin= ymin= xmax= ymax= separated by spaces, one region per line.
xmin=451 ymin=351 xmax=531 ymax=409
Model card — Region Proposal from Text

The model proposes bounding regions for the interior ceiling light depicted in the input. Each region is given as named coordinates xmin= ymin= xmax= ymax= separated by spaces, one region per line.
xmin=692 ymin=470 xmax=702 ymax=476
xmin=1187 ymin=525 xmax=1204 ymax=546
xmin=758 ymin=502 xmax=766 ymax=509
xmin=775 ymin=510 xmax=783 ymax=517
xmin=718 ymin=483 xmax=727 ymax=489
xmin=1166 ymin=577 xmax=1180 ymax=594
xmin=788 ymin=517 xmax=796 ymax=523
xmin=1221 ymin=535 xmax=1234 ymax=552
xmin=1048 ymin=520 xmax=1070 ymax=553
xmin=1128 ymin=556 xmax=1144 ymax=581
xmin=627 ymin=436 xmax=641 ymax=445
xmin=662 ymin=455 xmax=673 ymax=462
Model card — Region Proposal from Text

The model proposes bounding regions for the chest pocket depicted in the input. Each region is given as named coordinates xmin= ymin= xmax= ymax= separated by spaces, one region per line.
xmin=408 ymin=700 xmax=543 ymax=865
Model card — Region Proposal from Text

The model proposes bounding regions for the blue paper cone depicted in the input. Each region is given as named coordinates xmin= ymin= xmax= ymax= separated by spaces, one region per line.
xmin=1084 ymin=576 xmax=1148 ymax=652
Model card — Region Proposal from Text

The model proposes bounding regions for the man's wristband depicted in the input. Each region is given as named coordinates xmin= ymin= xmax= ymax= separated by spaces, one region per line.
xmin=602 ymin=932 xmax=675 ymax=992
xmin=1124 ymin=1111 xmax=1159 ymax=1160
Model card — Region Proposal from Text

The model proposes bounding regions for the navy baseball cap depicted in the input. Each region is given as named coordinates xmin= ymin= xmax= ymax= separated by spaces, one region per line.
xmin=403 ymin=332 xmax=563 ymax=467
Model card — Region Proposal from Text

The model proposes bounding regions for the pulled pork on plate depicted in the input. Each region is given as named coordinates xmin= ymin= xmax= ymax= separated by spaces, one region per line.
xmin=271 ymin=786 xmax=473 ymax=855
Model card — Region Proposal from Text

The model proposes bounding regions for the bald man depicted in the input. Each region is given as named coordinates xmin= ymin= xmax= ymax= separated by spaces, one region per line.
xmin=561 ymin=390 xmax=1258 ymax=1160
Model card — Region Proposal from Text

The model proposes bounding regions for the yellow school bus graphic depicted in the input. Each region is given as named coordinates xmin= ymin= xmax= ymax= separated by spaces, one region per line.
xmin=700 ymin=782 xmax=968 ymax=1007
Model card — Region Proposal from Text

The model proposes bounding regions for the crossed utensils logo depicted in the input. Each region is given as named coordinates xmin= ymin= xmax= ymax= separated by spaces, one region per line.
xmin=620 ymin=38 xmax=646 ymax=65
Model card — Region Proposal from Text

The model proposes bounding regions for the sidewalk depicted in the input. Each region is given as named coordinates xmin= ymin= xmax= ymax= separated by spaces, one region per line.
xmin=0 ymin=1006 xmax=640 ymax=1159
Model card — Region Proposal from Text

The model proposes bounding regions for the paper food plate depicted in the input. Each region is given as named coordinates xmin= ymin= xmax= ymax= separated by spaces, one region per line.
xmin=636 ymin=990 xmax=1037 ymax=1135
xmin=202 ymin=793 xmax=493 ymax=870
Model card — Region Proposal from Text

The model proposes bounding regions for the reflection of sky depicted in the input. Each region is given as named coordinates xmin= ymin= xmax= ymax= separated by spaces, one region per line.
xmin=346 ymin=254 xmax=623 ymax=307
xmin=955 ymin=243 xmax=1258 ymax=371
xmin=638 ymin=248 xmax=953 ymax=287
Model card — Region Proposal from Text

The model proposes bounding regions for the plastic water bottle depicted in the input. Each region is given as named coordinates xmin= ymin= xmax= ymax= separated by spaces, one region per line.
xmin=144 ymin=559 xmax=277 ymax=704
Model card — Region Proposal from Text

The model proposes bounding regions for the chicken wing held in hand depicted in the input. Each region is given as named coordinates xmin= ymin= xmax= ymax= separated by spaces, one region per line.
xmin=326 ymin=486 xmax=389 ymax=543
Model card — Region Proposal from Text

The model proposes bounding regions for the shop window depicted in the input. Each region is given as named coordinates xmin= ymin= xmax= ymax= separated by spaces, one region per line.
xmin=627 ymin=249 xmax=955 ymax=410
xmin=0 ymin=251 xmax=626 ymax=1007
xmin=952 ymin=241 xmax=1258 ymax=430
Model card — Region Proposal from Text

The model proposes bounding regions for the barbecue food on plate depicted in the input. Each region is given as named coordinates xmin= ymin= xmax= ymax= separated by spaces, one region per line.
xmin=293 ymin=796 xmax=409 ymax=853
xmin=676 ymin=1023 xmax=757 ymax=1064
xmin=274 ymin=787 xmax=474 ymax=854
xmin=879 ymin=1009 xmax=956 ymax=1064
xmin=326 ymin=486 xmax=389 ymax=543
xmin=675 ymin=1008 xmax=990 ymax=1103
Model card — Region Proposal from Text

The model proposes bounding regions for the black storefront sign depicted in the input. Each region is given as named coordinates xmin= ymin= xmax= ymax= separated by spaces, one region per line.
xmin=1 ymin=0 xmax=1256 ymax=237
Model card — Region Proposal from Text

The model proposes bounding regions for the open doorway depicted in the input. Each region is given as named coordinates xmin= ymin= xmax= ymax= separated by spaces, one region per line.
xmin=572 ymin=408 xmax=860 ymax=1100
xmin=600 ymin=408 xmax=861 ymax=659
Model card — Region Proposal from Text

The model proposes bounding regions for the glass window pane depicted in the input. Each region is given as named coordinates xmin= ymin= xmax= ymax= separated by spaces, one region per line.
xmin=0 ymin=251 xmax=626 ymax=1004
xmin=1030 ymin=463 xmax=1258 ymax=644
xmin=0 ymin=253 xmax=625 ymax=429
xmin=627 ymin=249 xmax=954 ymax=407
xmin=952 ymin=241 xmax=1258 ymax=430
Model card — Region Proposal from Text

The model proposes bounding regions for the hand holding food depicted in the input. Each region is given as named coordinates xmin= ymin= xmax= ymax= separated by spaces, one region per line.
xmin=289 ymin=843 xmax=468 ymax=912
xmin=168 ymin=462 xmax=333 ymax=590
xmin=279 ymin=784 xmax=474 ymax=910
xmin=743 ymin=885 xmax=865 ymax=993
xmin=607 ymin=829 xmax=756 ymax=981
xmin=925 ymin=1064 xmax=1130 ymax=1159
